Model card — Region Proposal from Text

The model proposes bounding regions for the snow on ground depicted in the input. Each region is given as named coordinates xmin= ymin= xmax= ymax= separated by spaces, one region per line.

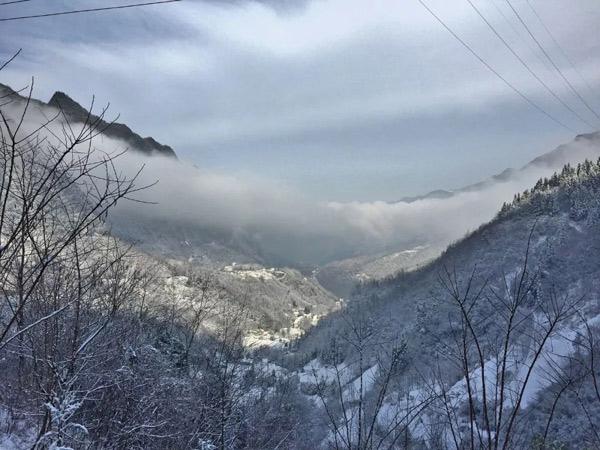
xmin=255 ymin=359 xmax=286 ymax=378
xmin=517 ymin=311 xmax=600 ymax=408
xmin=223 ymin=264 xmax=286 ymax=281
xmin=298 ymin=359 xmax=382 ymax=398
xmin=0 ymin=407 xmax=36 ymax=450
xmin=298 ymin=359 xmax=359 ymax=386
xmin=164 ymin=275 xmax=190 ymax=297
xmin=373 ymin=310 xmax=600 ymax=447
xmin=442 ymin=317 xmax=586 ymax=411
xmin=342 ymin=365 xmax=378 ymax=402
xmin=243 ymin=328 xmax=289 ymax=349
xmin=243 ymin=310 xmax=324 ymax=349
xmin=0 ymin=433 xmax=31 ymax=450
xmin=568 ymin=220 xmax=583 ymax=233
xmin=378 ymin=388 xmax=430 ymax=442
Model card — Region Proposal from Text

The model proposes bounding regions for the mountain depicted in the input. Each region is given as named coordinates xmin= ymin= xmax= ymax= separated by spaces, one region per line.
xmin=317 ymin=131 xmax=600 ymax=297
xmin=3 ymin=78 xmax=600 ymax=448
xmin=397 ymin=189 xmax=454 ymax=203
xmin=314 ymin=244 xmax=443 ymax=298
xmin=0 ymin=82 xmax=340 ymax=344
xmin=295 ymin=157 xmax=600 ymax=447
xmin=529 ymin=131 xmax=600 ymax=167
xmin=309 ymin=157 xmax=600 ymax=351
xmin=0 ymin=83 xmax=176 ymax=159
xmin=112 ymin=220 xmax=343 ymax=345
xmin=48 ymin=91 xmax=177 ymax=158
xmin=395 ymin=131 xmax=600 ymax=204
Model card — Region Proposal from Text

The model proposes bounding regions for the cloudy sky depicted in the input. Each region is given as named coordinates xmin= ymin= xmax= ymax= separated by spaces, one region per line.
xmin=1 ymin=0 xmax=600 ymax=201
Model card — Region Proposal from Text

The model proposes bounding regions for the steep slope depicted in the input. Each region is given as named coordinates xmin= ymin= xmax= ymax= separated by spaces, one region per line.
xmin=109 ymin=214 xmax=265 ymax=268
xmin=48 ymin=91 xmax=177 ymax=158
xmin=396 ymin=131 xmax=600 ymax=203
xmin=0 ymin=82 xmax=339 ymax=345
xmin=110 ymin=205 xmax=341 ymax=345
xmin=125 ymin=247 xmax=340 ymax=348
xmin=314 ymin=244 xmax=442 ymax=298
xmin=304 ymin=157 xmax=600 ymax=359
xmin=296 ymin=158 xmax=600 ymax=447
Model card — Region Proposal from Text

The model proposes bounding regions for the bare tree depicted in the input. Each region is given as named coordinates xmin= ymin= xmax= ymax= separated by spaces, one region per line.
xmin=312 ymin=306 xmax=432 ymax=450
xmin=537 ymin=314 xmax=600 ymax=449
xmin=164 ymin=269 xmax=222 ymax=369
xmin=195 ymin=298 xmax=249 ymax=450
xmin=0 ymin=53 xmax=151 ymax=448
xmin=0 ymin=70 xmax=148 ymax=351
xmin=430 ymin=226 xmax=583 ymax=450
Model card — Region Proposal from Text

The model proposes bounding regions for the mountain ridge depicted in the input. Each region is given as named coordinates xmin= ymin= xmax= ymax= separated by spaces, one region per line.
xmin=0 ymin=83 xmax=177 ymax=159
xmin=312 ymin=131 xmax=600 ymax=296
xmin=395 ymin=130 xmax=600 ymax=204
xmin=48 ymin=90 xmax=177 ymax=159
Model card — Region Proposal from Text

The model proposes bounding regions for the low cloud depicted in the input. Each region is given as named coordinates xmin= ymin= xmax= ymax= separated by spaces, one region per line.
xmin=107 ymin=134 xmax=599 ymax=265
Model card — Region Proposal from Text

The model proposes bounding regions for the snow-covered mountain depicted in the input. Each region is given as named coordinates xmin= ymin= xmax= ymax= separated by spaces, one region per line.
xmin=0 ymin=83 xmax=341 ymax=344
xmin=295 ymin=157 xmax=600 ymax=447
xmin=3 ymin=82 xmax=599 ymax=342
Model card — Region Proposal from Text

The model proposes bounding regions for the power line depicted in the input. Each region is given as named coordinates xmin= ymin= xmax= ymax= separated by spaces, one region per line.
xmin=525 ymin=0 xmax=600 ymax=104
xmin=464 ymin=0 xmax=594 ymax=129
xmin=415 ymin=0 xmax=574 ymax=133
xmin=0 ymin=48 xmax=21 ymax=72
xmin=504 ymin=0 xmax=600 ymax=124
xmin=489 ymin=0 xmax=553 ymax=74
xmin=0 ymin=0 xmax=34 ymax=5
xmin=0 ymin=0 xmax=181 ymax=22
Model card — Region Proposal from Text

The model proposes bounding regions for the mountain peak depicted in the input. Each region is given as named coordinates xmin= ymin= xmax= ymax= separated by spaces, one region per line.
xmin=46 ymin=90 xmax=177 ymax=159
xmin=574 ymin=130 xmax=600 ymax=142
xmin=48 ymin=91 xmax=91 ymax=122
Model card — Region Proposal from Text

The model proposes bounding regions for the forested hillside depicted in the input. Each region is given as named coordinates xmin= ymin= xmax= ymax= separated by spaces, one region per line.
xmin=295 ymin=156 xmax=600 ymax=449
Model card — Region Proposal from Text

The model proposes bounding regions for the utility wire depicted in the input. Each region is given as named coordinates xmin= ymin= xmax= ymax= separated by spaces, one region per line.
xmin=490 ymin=0 xmax=579 ymax=108
xmin=0 ymin=48 xmax=20 ymax=72
xmin=504 ymin=0 xmax=600 ymax=123
xmin=415 ymin=0 xmax=574 ymax=132
xmin=0 ymin=0 xmax=181 ymax=21
xmin=0 ymin=0 xmax=33 ymax=5
xmin=465 ymin=0 xmax=594 ymax=129
xmin=525 ymin=0 xmax=600 ymax=104
xmin=489 ymin=0 xmax=553 ymax=74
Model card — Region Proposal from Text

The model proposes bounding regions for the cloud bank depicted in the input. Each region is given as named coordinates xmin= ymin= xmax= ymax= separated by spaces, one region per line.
xmin=107 ymin=134 xmax=600 ymax=265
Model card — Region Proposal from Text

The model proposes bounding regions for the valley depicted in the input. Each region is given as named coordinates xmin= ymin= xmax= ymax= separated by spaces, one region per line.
xmin=2 ymin=3 xmax=600 ymax=444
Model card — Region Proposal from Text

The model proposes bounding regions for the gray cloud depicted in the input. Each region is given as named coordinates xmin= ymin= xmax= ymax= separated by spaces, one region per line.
xmin=2 ymin=0 xmax=600 ymax=202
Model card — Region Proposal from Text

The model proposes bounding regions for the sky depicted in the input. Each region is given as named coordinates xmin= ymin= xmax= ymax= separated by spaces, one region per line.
xmin=1 ymin=0 xmax=600 ymax=202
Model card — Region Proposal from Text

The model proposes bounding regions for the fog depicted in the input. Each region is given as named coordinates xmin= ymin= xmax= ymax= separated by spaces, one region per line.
xmin=107 ymin=134 xmax=599 ymax=265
